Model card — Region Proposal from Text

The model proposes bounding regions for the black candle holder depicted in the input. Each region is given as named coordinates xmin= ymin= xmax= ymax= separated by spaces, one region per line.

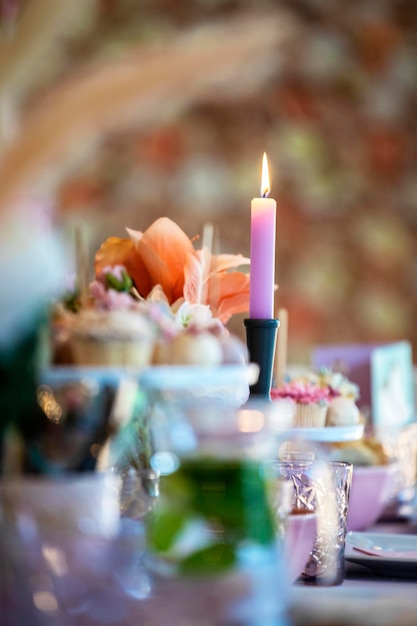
xmin=244 ymin=318 xmax=279 ymax=399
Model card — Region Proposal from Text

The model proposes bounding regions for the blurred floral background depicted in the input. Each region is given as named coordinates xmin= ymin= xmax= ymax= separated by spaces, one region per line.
xmin=1 ymin=0 xmax=416 ymax=365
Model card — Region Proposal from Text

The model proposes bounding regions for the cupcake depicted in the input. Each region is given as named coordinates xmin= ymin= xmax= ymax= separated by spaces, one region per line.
xmin=157 ymin=326 xmax=223 ymax=366
xmin=326 ymin=396 xmax=361 ymax=426
xmin=152 ymin=301 xmax=249 ymax=367
xmin=69 ymin=307 xmax=156 ymax=367
xmin=293 ymin=367 xmax=361 ymax=428
xmin=62 ymin=265 xmax=157 ymax=367
xmin=271 ymin=381 xmax=330 ymax=428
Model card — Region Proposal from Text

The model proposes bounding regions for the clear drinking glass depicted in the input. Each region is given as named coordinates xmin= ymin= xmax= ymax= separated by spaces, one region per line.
xmin=273 ymin=456 xmax=352 ymax=586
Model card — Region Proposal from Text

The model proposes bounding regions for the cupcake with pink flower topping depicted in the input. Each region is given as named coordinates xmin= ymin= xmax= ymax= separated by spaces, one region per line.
xmin=68 ymin=265 xmax=157 ymax=367
xmin=271 ymin=381 xmax=330 ymax=428
xmin=302 ymin=368 xmax=361 ymax=427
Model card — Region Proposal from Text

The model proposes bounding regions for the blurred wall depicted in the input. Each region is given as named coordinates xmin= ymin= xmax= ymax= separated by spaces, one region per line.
xmin=5 ymin=0 xmax=416 ymax=365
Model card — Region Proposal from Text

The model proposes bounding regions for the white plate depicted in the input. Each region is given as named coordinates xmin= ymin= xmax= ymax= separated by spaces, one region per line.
xmin=282 ymin=423 xmax=364 ymax=442
xmin=345 ymin=532 xmax=417 ymax=577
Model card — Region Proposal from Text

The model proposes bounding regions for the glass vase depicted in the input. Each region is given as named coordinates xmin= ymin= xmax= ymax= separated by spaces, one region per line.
xmin=142 ymin=398 xmax=290 ymax=626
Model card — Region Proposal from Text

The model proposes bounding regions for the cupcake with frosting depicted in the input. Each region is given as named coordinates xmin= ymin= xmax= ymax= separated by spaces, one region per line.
xmin=67 ymin=265 xmax=157 ymax=367
xmin=293 ymin=367 xmax=361 ymax=427
xmin=152 ymin=301 xmax=248 ymax=366
xmin=69 ymin=307 xmax=156 ymax=367
xmin=271 ymin=381 xmax=330 ymax=428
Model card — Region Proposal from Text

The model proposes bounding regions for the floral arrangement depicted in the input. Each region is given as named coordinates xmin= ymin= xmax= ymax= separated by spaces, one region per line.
xmin=93 ymin=217 xmax=250 ymax=324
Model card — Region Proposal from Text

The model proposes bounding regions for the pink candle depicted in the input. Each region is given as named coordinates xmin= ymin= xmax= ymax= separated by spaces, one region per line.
xmin=249 ymin=153 xmax=276 ymax=319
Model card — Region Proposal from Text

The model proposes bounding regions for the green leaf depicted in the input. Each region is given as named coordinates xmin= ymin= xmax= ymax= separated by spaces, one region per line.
xmin=147 ymin=508 xmax=186 ymax=552
xmin=178 ymin=542 xmax=236 ymax=576
xmin=105 ymin=270 xmax=133 ymax=292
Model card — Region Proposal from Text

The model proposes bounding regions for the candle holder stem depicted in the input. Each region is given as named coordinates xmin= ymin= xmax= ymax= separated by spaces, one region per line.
xmin=244 ymin=318 xmax=279 ymax=399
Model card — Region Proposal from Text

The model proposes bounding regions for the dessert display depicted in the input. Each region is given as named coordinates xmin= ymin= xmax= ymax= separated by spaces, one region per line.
xmin=271 ymin=368 xmax=362 ymax=432
xmin=59 ymin=286 xmax=248 ymax=367
xmin=271 ymin=365 xmax=400 ymax=532
xmin=50 ymin=217 xmax=251 ymax=371
xmin=51 ymin=273 xmax=249 ymax=370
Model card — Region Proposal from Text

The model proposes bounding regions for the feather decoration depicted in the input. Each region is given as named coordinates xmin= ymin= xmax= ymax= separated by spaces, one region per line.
xmin=0 ymin=11 xmax=291 ymax=216
xmin=0 ymin=0 xmax=97 ymax=107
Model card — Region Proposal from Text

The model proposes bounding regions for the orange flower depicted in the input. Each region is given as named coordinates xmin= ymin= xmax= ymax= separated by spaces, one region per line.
xmin=95 ymin=217 xmax=250 ymax=323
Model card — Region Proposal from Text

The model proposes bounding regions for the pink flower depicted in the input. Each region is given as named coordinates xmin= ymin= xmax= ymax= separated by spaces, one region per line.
xmin=89 ymin=280 xmax=134 ymax=310
xmin=95 ymin=217 xmax=250 ymax=323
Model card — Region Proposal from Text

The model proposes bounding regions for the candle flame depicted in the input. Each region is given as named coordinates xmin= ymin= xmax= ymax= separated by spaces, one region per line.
xmin=261 ymin=152 xmax=270 ymax=197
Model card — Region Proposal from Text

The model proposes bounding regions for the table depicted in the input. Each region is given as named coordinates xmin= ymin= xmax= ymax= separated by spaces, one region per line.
xmin=118 ymin=520 xmax=417 ymax=626
xmin=3 ymin=506 xmax=416 ymax=626
xmin=289 ymin=520 xmax=417 ymax=626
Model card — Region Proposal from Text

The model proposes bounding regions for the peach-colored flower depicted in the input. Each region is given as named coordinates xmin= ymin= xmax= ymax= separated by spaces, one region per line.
xmin=95 ymin=217 xmax=250 ymax=323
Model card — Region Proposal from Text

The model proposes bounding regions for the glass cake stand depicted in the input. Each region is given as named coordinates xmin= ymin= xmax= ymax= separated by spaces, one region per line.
xmin=282 ymin=423 xmax=365 ymax=443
